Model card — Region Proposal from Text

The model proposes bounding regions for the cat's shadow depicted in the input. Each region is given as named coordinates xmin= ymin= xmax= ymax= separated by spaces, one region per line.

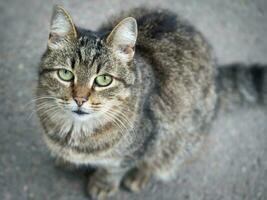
xmin=51 ymin=159 xmax=159 ymax=199
xmin=49 ymin=159 xmax=92 ymax=197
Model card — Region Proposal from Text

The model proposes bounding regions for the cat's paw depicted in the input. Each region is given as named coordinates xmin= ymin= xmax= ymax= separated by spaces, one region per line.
xmin=87 ymin=173 xmax=118 ymax=200
xmin=122 ymin=168 xmax=151 ymax=192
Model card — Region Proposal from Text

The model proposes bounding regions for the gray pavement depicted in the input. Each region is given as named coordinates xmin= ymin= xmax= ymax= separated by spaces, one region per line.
xmin=0 ymin=0 xmax=267 ymax=200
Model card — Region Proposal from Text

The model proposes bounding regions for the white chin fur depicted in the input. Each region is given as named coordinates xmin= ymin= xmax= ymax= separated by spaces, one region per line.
xmin=71 ymin=112 xmax=93 ymax=122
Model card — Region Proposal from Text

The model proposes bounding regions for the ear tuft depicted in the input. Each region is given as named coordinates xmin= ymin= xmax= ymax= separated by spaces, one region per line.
xmin=48 ymin=5 xmax=77 ymax=49
xmin=106 ymin=17 xmax=138 ymax=62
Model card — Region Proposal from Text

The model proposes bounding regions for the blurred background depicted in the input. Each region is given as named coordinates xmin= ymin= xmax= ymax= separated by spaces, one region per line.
xmin=0 ymin=0 xmax=267 ymax=199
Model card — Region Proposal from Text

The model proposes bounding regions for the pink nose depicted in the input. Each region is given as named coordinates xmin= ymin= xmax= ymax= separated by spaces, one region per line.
xmin=74 ymin=97 xmax=87 ymax=107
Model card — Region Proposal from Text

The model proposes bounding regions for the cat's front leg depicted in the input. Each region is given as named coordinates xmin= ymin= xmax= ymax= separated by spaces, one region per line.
xmin=122 ymin=163 xmax=152 ymax=192
xmin=55 ymin=157 xmax=77 ymax=170
xmin=87 ymin=168 xmax=125 ymax=200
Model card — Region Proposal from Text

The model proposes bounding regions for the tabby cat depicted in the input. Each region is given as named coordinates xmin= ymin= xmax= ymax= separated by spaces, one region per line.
xmin=37 ymin=5 xmax=217 ymax=199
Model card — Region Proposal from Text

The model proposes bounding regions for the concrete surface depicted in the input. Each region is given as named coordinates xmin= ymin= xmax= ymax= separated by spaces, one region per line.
xmin=0 ymin=0 xmax=267 ymax=200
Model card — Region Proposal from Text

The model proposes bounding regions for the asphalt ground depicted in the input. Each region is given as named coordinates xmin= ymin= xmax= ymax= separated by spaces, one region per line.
xmin=0 ymin=0 xmax=266 ymax=200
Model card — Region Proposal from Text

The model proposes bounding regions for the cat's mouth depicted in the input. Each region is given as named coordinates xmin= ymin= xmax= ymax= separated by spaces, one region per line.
xmin=72 ymin=110 xmax=89 ymax=115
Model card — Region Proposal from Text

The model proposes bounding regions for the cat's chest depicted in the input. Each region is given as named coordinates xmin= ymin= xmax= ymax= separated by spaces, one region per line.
xmin=44 ymin=135 xmax=122 ymax=167
xmin=63 ymin=148 xmax=121 ymax=167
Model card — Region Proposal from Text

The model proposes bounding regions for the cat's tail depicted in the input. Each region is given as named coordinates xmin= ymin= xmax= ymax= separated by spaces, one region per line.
xmin=216 ymin=64 xmax=267 ymax=107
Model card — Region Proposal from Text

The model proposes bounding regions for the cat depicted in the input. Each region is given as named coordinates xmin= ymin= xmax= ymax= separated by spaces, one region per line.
xmin=36 ymin=5 xmax=218 ymax=199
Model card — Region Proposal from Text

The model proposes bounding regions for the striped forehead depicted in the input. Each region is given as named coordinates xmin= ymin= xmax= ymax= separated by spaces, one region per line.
xmin=71 ymin=36 xmax=103 ymax=83
xmin=77 ymin=36 xmax=102 ymax=63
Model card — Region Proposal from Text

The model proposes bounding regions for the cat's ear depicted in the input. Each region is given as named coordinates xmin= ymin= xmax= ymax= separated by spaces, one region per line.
xmin=106 ymin=17 xmax=138 ymax=62
xmin=48 ymin=5 xmax=77 ymax=49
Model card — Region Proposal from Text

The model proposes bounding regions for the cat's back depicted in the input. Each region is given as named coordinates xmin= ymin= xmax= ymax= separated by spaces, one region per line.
xmin=100 ymin=8 xmax=213 ymax=63
xmin=100 ymin=8 xmax=217 ymax=128
xmin=100 ymin=8 xmax=214 ymax=87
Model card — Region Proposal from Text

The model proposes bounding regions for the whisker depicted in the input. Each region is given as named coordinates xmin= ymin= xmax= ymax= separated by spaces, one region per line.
xmin=41 ymin=108 xmax=62 ymax=124
xmin=23 ymin=96 xmax=59 ymax=109
xmin=104 ymin=109 xmax=134 ymax=145
xmin=34 ymin=106 xmax=59 ymax=120
xmin=105 ymin=112 xmax=126 ymax=135
xmin=27 ymin=103 xmax=59 ymax=120
xmin=109 ymin=107 xmax=135 ymax=129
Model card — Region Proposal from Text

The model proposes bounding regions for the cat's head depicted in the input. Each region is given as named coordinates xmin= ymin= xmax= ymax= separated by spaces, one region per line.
xmin=37 ymin=5 xmax=138 ymax=127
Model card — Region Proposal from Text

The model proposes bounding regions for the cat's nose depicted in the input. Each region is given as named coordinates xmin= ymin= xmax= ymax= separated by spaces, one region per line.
xmin=74 ymin=97 xmax=88 ymax=107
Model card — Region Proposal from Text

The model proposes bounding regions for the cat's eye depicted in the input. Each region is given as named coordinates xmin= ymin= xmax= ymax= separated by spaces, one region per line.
xmin=57 ymin=69 xmax=74 ymax=81
xmin=94 ymin=74 xmax=113 ymax=87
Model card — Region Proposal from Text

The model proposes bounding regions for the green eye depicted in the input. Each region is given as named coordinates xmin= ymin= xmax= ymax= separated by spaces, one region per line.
xmin=95 ymin=74 xmax=113 ymax=87
xmin=58 ymin=69 xmax=74 ymax=81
